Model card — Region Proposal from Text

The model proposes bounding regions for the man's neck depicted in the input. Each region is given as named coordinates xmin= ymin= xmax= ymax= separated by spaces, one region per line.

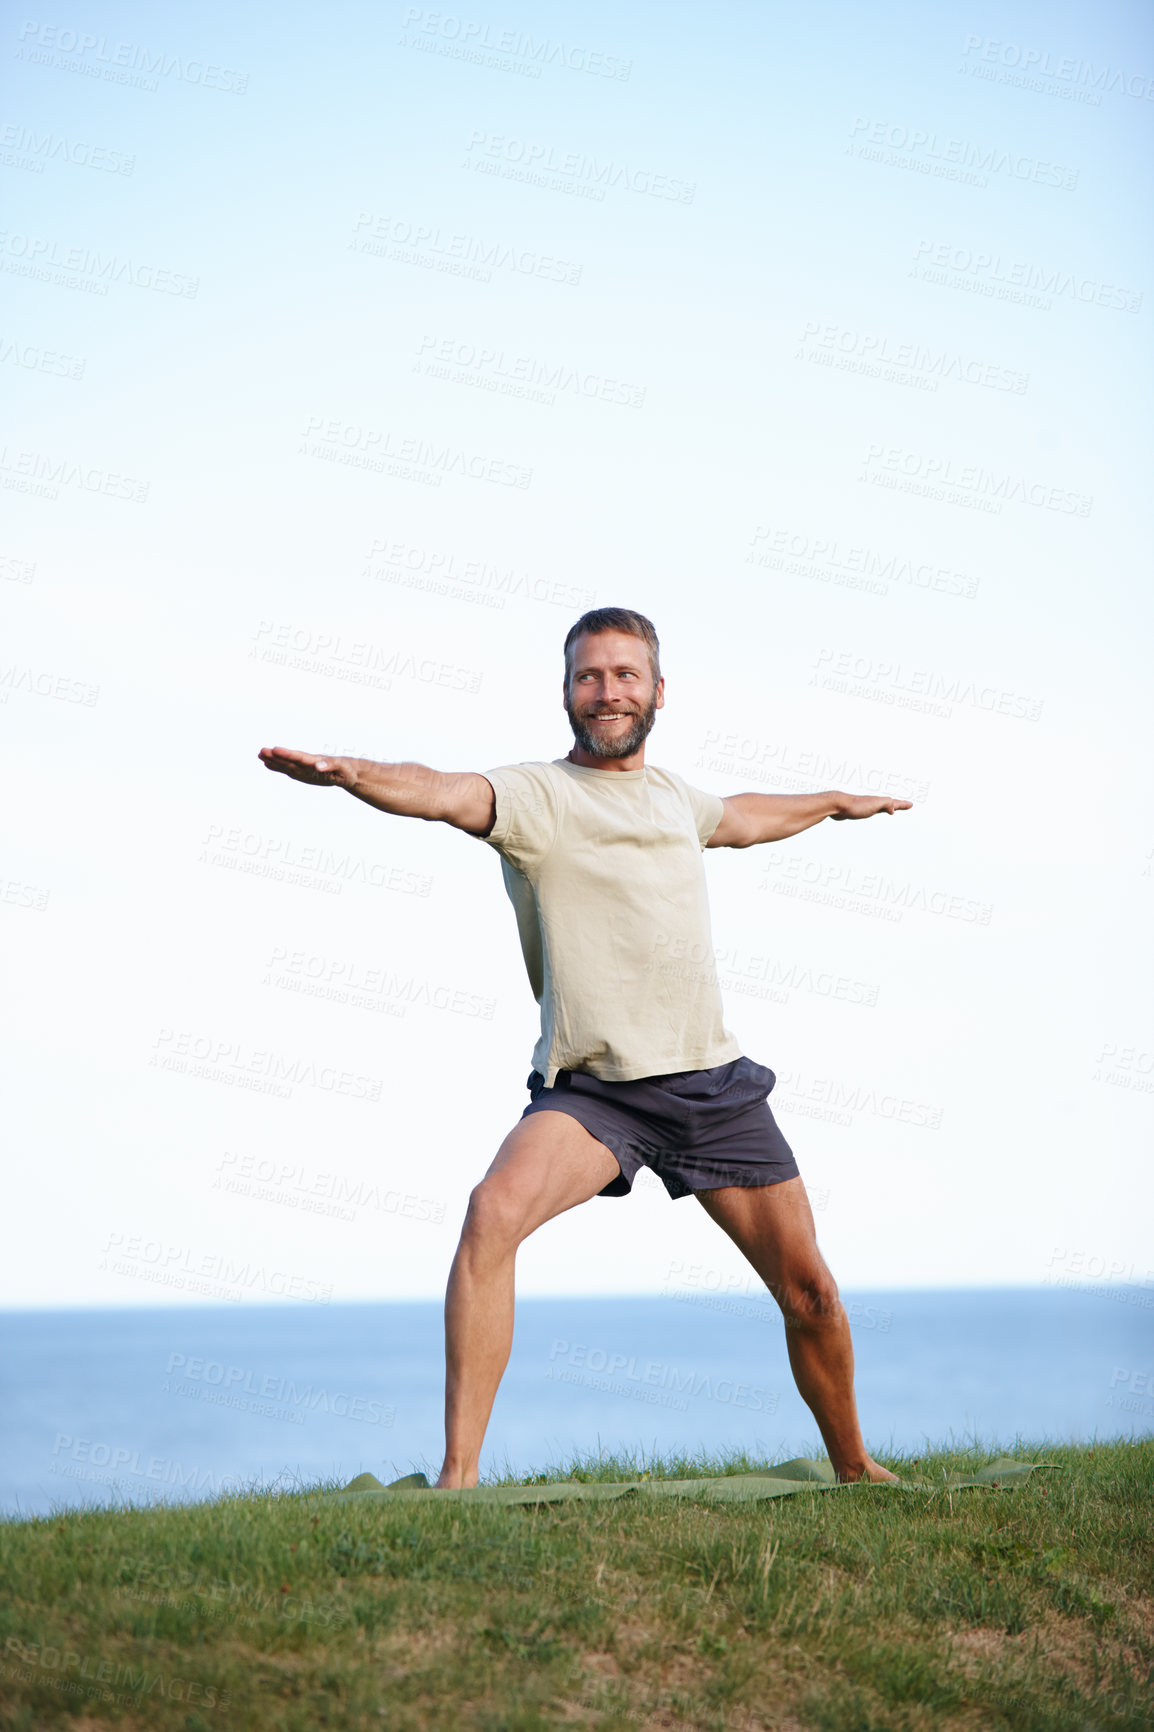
xmin=565 ymin=745 xmax=648 ymax=773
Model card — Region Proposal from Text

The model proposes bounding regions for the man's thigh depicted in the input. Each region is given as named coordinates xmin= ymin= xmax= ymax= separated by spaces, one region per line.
xmin=476 ymin=1110 xmax=623 ymax=1242
xmin=695 ymin=1176 xmax=828 ymax=1294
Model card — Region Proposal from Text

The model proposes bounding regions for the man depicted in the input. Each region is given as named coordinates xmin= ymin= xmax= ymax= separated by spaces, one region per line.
xmin=259 ymin=606 xmax=911 ymax=1487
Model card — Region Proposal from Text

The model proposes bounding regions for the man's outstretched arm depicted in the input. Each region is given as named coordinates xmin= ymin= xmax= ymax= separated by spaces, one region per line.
xmin=706 ymin=790 xmax=912 ymax=848
xmin=257 ymin=747 xmax=496 ymax=836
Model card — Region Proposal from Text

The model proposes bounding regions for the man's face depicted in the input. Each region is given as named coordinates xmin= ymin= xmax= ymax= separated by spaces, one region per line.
xmin=563 ymin=630 xmax=664 ymax=759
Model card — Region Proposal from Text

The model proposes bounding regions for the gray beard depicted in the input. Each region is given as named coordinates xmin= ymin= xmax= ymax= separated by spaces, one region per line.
xmin=565 ymin=693 xmax=658 ymax=759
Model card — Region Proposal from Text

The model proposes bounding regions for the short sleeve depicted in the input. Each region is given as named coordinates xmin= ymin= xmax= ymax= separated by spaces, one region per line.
xmin=663 ymin=769 xmax=725 ymax=848
xmin=479 ymin=762 xmax=560 ymax=874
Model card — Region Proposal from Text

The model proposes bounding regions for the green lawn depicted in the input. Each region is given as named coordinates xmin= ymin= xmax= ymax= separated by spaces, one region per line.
xmin=1 ymin=1440 xmax=1151 ymax=1730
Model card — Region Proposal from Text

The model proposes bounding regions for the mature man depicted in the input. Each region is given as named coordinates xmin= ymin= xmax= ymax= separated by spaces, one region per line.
xmin=259 ymin=606 xmax=910 ymax=1487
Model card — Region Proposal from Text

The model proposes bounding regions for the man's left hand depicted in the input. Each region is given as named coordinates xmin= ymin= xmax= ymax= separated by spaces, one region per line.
xmin=830 ymin=795 xmax=913 ymax=821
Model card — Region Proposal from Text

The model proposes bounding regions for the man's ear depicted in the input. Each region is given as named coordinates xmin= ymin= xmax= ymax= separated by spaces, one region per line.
xmin=655 ymin=677 xmax=666 ymax=710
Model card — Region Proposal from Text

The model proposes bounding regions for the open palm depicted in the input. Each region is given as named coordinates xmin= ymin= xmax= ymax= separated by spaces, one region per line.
xmin=257 ymin=746 xmax=353 ymax=787
xmin=830 ymin=795 xmax=913 ymax=821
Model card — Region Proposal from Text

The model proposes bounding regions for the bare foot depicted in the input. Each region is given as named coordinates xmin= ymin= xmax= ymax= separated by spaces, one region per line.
xmin=434 ymin=1468 xmax=479 ymax=1490
xmin=835 ymin=1456 xmax=901 ymax=1484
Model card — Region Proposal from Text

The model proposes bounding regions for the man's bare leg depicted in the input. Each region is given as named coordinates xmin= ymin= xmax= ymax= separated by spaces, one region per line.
xmin=437 ymin=1111 xmax=621 ymax=1489
xmin=696 ymin=1177 xmax=898 ymax=1483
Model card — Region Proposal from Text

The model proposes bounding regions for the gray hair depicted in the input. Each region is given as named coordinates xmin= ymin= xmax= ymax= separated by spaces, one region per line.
xmin=563 ymin=607 xmax=661 ymax=690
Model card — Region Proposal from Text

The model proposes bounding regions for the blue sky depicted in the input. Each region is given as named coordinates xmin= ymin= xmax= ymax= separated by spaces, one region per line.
xmin=2 ymin=0 xmax=1152 ymax=1307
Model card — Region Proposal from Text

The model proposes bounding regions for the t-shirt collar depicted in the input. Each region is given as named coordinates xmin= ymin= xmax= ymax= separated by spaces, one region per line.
xmin=554 ymin=756 xmax=647 ymax=781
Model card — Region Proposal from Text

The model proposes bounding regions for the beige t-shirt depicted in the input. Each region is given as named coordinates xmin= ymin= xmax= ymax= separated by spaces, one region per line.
xmin=479 ymin=757 xmax=742 ymax=1087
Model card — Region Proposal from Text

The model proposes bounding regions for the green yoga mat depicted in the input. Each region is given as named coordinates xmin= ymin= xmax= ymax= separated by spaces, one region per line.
xmin=322 ymin=1457 xmax=1054 ymax=1506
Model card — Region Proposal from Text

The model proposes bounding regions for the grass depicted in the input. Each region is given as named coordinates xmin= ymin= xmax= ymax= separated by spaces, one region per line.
xmin=1 ymin=1439 xmax=1151 ymax=1730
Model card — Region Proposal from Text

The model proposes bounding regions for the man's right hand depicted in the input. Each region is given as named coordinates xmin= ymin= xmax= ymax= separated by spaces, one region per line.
xmin=257 ymin=747 xmax=496 ymax=834
xmin=257 ymin=746 xmax=357 ymax=788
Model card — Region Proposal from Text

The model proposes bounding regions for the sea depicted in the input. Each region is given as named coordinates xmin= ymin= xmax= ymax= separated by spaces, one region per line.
xmin=2 ymin=1288 xmax=1151 ymax=1518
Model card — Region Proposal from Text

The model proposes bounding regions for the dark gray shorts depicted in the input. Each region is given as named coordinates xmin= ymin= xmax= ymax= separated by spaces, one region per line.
xmin=520 ymin=1055 xmax=799 ymax=1201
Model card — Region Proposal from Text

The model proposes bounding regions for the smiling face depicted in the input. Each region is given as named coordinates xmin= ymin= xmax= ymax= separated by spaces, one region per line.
xmin=563 ymin=629 xmax=665 ymax=766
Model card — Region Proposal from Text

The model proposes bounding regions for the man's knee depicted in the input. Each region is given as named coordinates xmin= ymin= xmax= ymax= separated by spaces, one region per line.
xmin=461 ymin=1176 xmax=528 ymax=1253
xmin=773 ymin=1264 xmax=840 ymax=1328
